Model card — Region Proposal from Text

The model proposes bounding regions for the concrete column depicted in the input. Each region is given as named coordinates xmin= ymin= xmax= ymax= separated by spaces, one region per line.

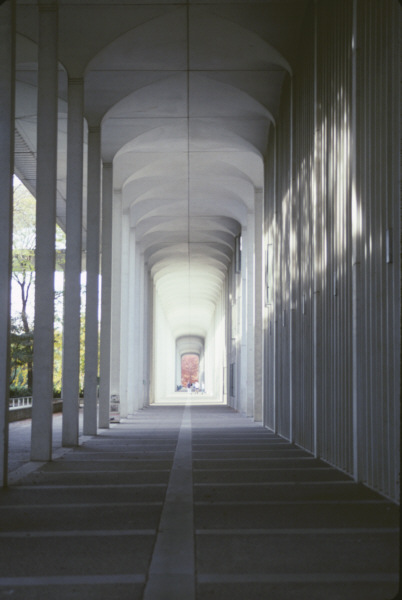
xmin=133 ymin=250 xmax=145 ymax=408
xmin=254 ymin=188 xmax=264 ymax=422
xmin=118 ymin=209 xmax=130 ymax=417
xmin=246 ymin=212 xmax=255 ymax=417
xmin=240 ymin=228 xmax=248 ymax=414
xmin=153 ymin=293 xmax=165 ymax=401
xmin=62 ymin=77 xmax=84 ymax=447
xmin=227 ymin=271 xmax=234 ymax=408
xmin=142 ymin=264 xmax=151 ymax=406
xmin=31 ymin=0 xmax=58 ymax=461
xmin=176 ymin=346 xmax=181 ymax=389
xmin=139 ymin=256 xmax=146 ymax=405
xmin=199 ymin=348 xmax=205 ymax=391
xmin=110 ymin=190 xmax=122 ymax=401
xmin=133 ymin=250 xmax=141 ymax=407
xmin=98 ymin=162 xmax=113 ymax=428
xmin=147 ymin=274 xmax=154 ymax=404
xmin=150 ymin=290 xmax=158 ymax=402
xmin=126 ymin=229 xmax=136 ymax=413
xmin=221 ymin=283 xmax=228 ymax=403
xmin=0 ymin=0 xmax=15 ymax=487
xmin=83 ymin=125 xmax=101 ymax=436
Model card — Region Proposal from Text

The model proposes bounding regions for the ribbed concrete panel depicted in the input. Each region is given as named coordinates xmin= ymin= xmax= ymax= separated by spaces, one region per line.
xmin=275 ymin=76 xmax=292 ymax=441
xmin=354 ymin=0 xmax=400 ymax=501
xmin=291 ymin=5 xmax=315 ymax=453
xmin=263 ymin=129 xmax=276 ymax=431
xmin=315 ymin=0 xmax=354 ymax=476
xmin=264 ymin=0 xmax=400 ymax=502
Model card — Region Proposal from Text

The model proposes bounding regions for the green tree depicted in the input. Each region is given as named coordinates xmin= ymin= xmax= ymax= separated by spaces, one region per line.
xmin=9 ymin=318 xmax=34 ymax=394
xmin=53 ymin=327 xmax=63 ymax=395
xmin=11 ymin=178 xmax=67 ymax=395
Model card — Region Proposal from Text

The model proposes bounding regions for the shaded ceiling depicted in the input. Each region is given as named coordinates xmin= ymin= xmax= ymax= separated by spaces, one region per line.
xmin=14 ymin=0 xmax=308 ymax=341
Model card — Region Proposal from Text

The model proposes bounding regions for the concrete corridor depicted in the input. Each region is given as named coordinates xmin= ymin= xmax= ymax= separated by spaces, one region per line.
xmin=0 ymin=404 xmax=399 ymax=600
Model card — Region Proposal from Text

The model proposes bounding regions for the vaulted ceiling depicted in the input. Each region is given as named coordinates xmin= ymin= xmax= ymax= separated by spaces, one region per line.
xmin=14 ymin=0 xmax=308 ymax=340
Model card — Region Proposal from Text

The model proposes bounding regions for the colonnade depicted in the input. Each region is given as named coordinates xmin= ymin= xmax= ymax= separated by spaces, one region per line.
xmin=0 ymin=1 xmax=110 ymax=480
xmin=0 ymin=0 xmax=293 ymax=487
xmin=0 ymin=0 xmax=399 ymax=506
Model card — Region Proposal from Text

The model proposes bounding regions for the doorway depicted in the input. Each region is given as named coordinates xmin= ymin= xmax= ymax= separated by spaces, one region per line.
xmin=181 ymin=353 xmax=199 ymax=388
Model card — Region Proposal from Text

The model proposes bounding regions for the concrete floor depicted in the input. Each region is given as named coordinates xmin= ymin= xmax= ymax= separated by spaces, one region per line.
xmin=1 ymin=403 xmax=399 ymax=600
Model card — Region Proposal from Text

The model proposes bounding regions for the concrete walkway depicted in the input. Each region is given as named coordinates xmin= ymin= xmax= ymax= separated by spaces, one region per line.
xmin=1 ymin=403 xmax=399 ymax=599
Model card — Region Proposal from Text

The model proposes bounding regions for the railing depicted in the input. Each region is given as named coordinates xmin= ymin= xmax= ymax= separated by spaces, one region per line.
xmin=8 ymin=397 xmax=63 ymax=423
xmin=9 ymin=397 xmax=33 ymax=409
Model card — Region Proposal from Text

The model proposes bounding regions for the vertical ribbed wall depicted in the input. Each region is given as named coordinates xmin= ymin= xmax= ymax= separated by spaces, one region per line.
xmin=264 ymin=0 xmax=400 ymax=502
xmin=292 ymin=6 xmax=315 ymax=453
xmin=316 ymin=0 xmax=354 ymax=474
xmin=264 ymin=129 xmax=276 ymax=429
xmin=353 ymin=0 xmax=401 ymax=500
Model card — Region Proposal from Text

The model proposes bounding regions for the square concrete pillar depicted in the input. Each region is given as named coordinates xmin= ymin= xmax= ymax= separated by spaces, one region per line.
xmin=0 ymin=0 xmax=15 ymax=486
xmin=31 ymin=0 xmax=58 ymax=462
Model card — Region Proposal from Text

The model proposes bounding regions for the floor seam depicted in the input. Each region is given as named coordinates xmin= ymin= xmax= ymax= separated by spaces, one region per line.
xmin=142 ymin=404 xmax=195 ymax=600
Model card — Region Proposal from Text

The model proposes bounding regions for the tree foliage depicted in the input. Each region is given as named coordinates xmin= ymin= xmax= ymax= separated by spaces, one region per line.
xmin=11 ymin=179 xmax=36 ymax=390
xmin=10 ymin=177 xmax=89 ymax=399
xmin=9 ymin=319 xmax=33 ymax=392
xmin=181 ymin=353 xmax=199 ymax=386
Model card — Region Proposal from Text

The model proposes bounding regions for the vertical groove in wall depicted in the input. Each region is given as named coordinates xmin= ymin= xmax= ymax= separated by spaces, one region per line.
xmin=276 ymin=76 xmax=292 ymax=440
xmin=292 ymin=4 xmax=315 ymax=452
xmin=264 ymin=130 xmax=276 ymax=430
xmin=263 ymin=0 xmax=400 ymax=502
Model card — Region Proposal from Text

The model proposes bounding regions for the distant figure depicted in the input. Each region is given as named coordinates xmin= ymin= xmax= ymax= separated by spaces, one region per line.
xmin=194 ymin=381 xmax=200 ymax=394
xmin=187 ymin=381 xmax=192 ymax=393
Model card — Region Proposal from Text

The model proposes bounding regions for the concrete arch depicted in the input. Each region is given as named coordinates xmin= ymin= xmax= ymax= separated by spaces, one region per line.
xmin=188 ymin=7 xmax=292 ymax=74
xmin=146 ymin=245 xmax=231 ymax=272
xmin=85 ymin=8 xmax=187 ymax=74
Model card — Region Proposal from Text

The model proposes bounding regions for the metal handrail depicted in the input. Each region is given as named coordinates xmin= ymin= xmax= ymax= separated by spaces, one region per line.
xmin=9 ymin=397 xmax=33 ymax=409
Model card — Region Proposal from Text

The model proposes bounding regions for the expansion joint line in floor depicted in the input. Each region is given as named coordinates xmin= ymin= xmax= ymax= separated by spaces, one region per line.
xmin=143 ymin=404 xmax=195 ymax=600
